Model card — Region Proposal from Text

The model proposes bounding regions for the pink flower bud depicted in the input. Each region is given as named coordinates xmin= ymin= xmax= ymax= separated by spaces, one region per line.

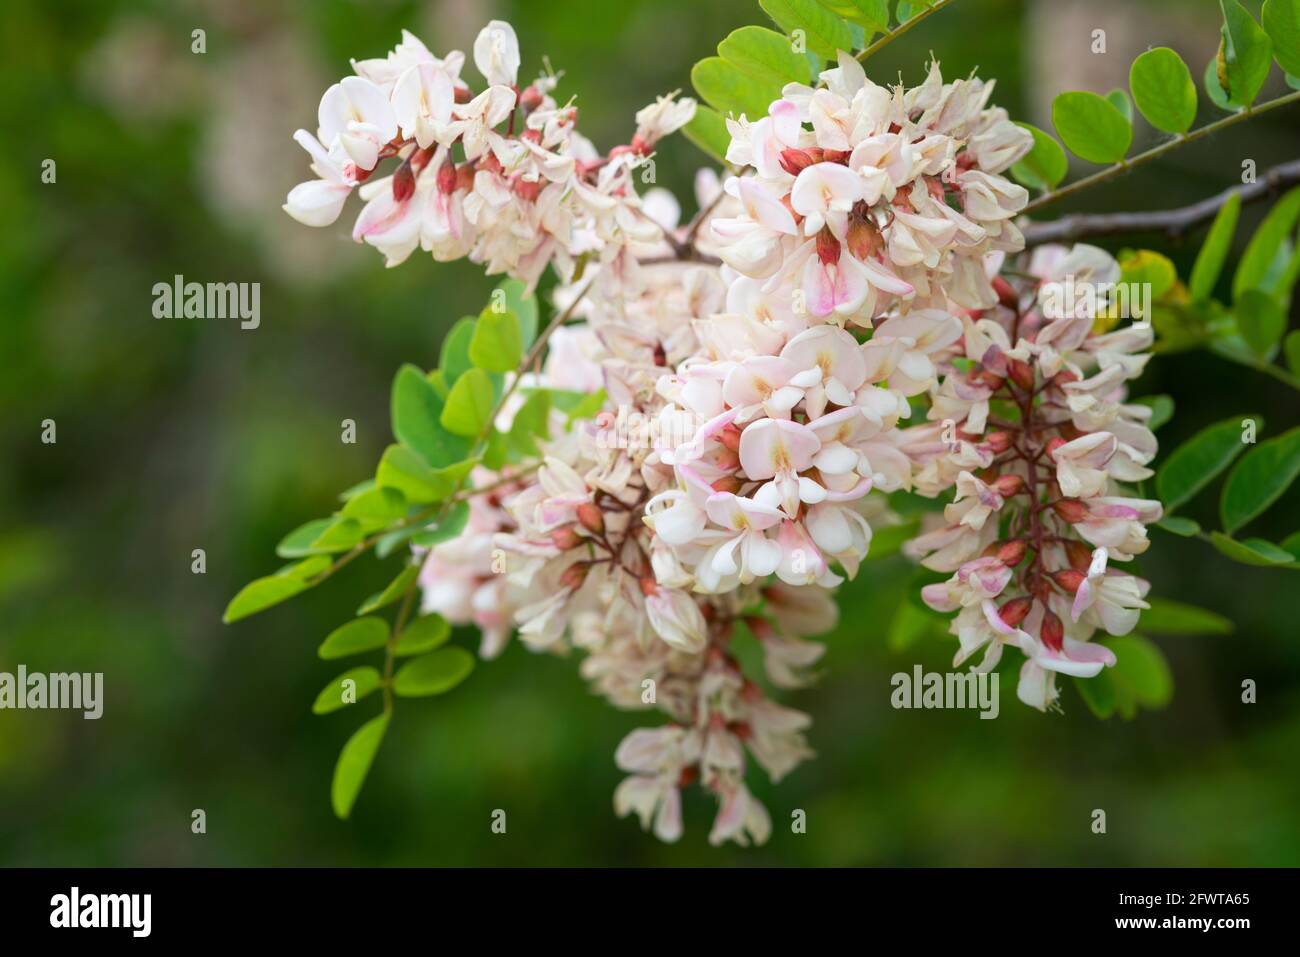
xmin=1041 ymin=610 xmax=1065 ymax=651
xmin=392 ymin=161 xmax=416 ymax=202
xmin=998 ymin=597 xmax=1032 ymax=627
xmin=1053 ymin=569 xmax=1086 ymax=593
xmin=991 ymin=474 xmax=1025 ymax=497
xmin=815 ymin=226 xmax=841 ymax=266
xmin=996 ymin=539 xmax=1028 ymax=566
xmin=992 ymin=276 xmax=1019 ymax=310
xmin=551 ymin=526 xmax=583 ymax=550
xmin=559 ymin=562 xmax=590 ymax=591
xmin=1007 ymin=358 xmax=1035 ymax=391
xmin=1053 ymin=498 xmax=1089 ymax=523
xmin=1065 ymin=540 xmax=1093 ymax=572
xmin=576 ymin=502 xmax=605 ymax=536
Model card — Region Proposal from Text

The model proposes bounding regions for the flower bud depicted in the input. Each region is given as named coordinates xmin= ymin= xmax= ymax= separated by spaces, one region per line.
xmin=846 ymin=215 xmax=882 ymax=261
xmin=392 ymin=160 xmax=416 ymax=203
xmin=551 ymin=526 xmax=583 ymax=551
xmin=453 ymin=85 xmax=473 ymax=104
xmin=1007 ymin=358 xmax=1035 ymax=391
xmin=718 ymin=426 xmax=742 ymax=453
xmin=996 ymin=539 xmax=1028 ymax=566
xmin=992 ymin=276 xmax=1019 ymax=310
xmin=1065 ymin=540 xmax=1093 ymax=572
xmin=1044 ymin=436 xmax=1067 ymax=459
xmin=455 ymin=164 xmax=476 ymax=192
xmin=984 ymin=430 xmax=1013 ymax=454
xmin=513 ymin=177 xmax=542 ymax=202
xmin=559 ymin=561 xmax=590 ymax=591
xmin=576 ymin=501 xmax=605 ymax=536
xmin=822 ymin=149 xmax=850 ymax=163
xmin=520 ymin=85 xmax=544 ymax=114
xmin=991 ymin=473 xmax=1025 ymax=497
xmin=1040 ymin=610 xmax=1064 ymax=651
xmin=778 ymin=148 xmax=816 ymax=176
xmin=998 ymin=596 xmax=1032 ymax=628
xmin=1053 ymin=568 xmax=1086 ymax=593
xmin=1052 ymin=498 xmax=1089 ymax=523
xmin=1029 ymin=576 xmax=1053 ymax=605
xmin=815 ymin=226 xmax=841 ymax=265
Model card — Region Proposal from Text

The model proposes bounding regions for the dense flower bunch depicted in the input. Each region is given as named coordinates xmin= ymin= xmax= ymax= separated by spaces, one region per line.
xmin=283 ymin=21 xmax=695 ymax=284
xmin=715 ymin=53 xmax=1033 ymax=322
xmin=902 ymin=243 xmax=1161 ymax=710
xmin=284 ymin=24 xmax=1161 ymax=844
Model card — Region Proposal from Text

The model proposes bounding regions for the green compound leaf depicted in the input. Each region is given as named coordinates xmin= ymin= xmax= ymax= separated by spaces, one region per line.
xmin=312 ymin=666 xmax=382 ymax=715
xmin=494 ymin=278 xmax=538 ymax=349
xmin=683 ymin=105 xmax=731 ymax=163
xmin=1156 ymin=414 xmax=1261 ymax=510
xmin=1219 ymin=0 xmax=1274 ymax=108
xmin=1130 ymin=47 xmax=1197 ymax=133
xmin=1233 ymin=186 xmax=1300 ymax=301
xmin=1209 ymin=532 xmax=1300 ymax=567
xmin=1140 ymin=598 xmax=1233 ymax=635
xmin=1009 ymin=123 xmax=1068 ymax=191
xmin=393 ymin=614 xmax=452 ymax=657
xmin=440 ymin=318 xmax=477 ymax=386
xmin=1264 ymin=0 xmax=1300 ymax=74
xmin=470 ymin=307 xmax=523 ymax=373
xmin=223 ymin=558 xmax=327 ymax=624
xmin=759 ymin=0 xmax=856 ymax=61
xmin=1220 ymin=426 xmax=1300 ymax=532
xmin=392 ymin=364 xmax=472 ymax=467
xmin=692 ymin=56 xmax=776 ymax=119
xmin=318 ymin=617 xmax=391 ymax=660
xmin=1188 ymin=191 xmax=1241 ymax=302
xmin=393 ymin=647 xmax=475 ymax=697
xmin=1234 ymin=289 xmax=1287 ymax=355
xmin=718 ymin=25 xmax=812 ymax=90
xmin=440 ymin=367 xmax=494 ymax=438
xmin=357 ymin=565 xmax=420 ymax=616
xmin=1051 ymin=91 xmax=1132 ymax=164
xmin=331 ymin=713 xmax=390 ymax=820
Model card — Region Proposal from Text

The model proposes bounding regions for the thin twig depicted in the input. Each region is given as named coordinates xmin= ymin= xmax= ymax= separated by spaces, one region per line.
xmin=1023 ymin=90 xmax=1300 ymax=214
xmin=856 ymin=0 xmax=958 ymax=62
xmin=1021 ymin=158 xmax=1300 ymax=247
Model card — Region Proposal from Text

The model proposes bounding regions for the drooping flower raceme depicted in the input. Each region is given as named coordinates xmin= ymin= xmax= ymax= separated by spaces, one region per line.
xmin=284 ymin=21 xmax=695 ymax=286
xmin=282 ymin=25 xmax=1162 ymax=845
xmin=902 ymin=243 xmax=1160 ymax=711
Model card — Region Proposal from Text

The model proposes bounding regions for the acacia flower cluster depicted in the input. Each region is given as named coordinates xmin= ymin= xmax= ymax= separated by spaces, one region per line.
xmin=902 ymin=243 xmax=1161 ymax=710
xmin=715 ymin=53 xmax=1033 ymax=322
xmin=284 ymin=21 xmax=696 ymax=285
xmin=283 ymin=23 xmax=1163 ymax=844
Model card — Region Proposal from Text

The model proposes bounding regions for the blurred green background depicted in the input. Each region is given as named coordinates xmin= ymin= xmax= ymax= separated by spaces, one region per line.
xmin=2 ymin=0 xmax=1298 ymax=866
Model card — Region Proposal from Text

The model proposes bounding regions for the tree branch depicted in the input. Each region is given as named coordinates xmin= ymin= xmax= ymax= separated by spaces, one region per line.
xmin=1021 ymin=158 xmax=1300 ymax=247
xmin=1022 ymin=90 xmax=1300 ymax=215
xmin=856 ymin=0 xmax=957 ymax=62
